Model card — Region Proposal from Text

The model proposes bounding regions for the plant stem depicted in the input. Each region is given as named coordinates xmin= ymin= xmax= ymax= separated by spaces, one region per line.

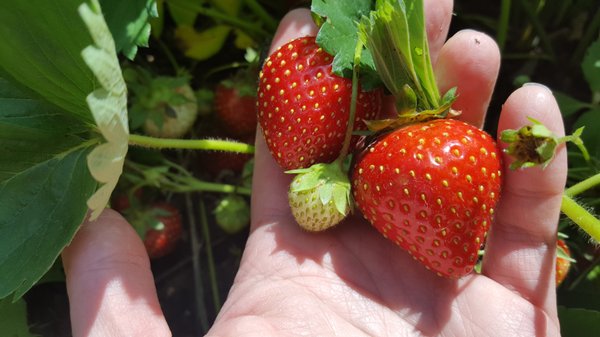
xmin=170 ymin=1 xmax=269 ymax=38
xmin=170 ymin=176 xmax=252 ymax=196
xmin=243 ymin=0 xmax=278 ymax=32
xmin=565 ymin=173 xmax=600 ymax=197
xmin=199 ymin=197 xmax=222 ymax=314
xmin=129 ymin=134 xmax=255 ymax=153
xmin=184 ymin=195 xmax=209 ymax=333
xmin=496 ymin=0 xmax=511 ymax=51
xmin=337 ymin=37 xmax=364 ymax=164
xmin=561 ymin=194 xmax=600 ymax=243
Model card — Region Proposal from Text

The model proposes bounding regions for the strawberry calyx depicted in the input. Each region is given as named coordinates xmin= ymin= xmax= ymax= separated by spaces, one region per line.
xmin=359 ymin=0 xmax=457 ymax=129
xmin=287 ymin=161 xmax=353 ymax=223
xmin=501 ymin=117 xmax=589 ymax=169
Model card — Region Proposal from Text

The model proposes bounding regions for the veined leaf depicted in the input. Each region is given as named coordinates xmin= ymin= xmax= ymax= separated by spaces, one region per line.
xmin=0 ymin=78 xmax=88 ymax=183
xmin=79 ymin=0 xmax=129 ymax=220
xmin=311 ymin=0 xmax=379 ymax=87
xmin=360 ymin=0 xmax=440 ymax=110
xmin=0 ymin=77 xmax=97 ymax=300
xmin=0 ymin=147 xmax=97 ymax=300
xmin=100 ymin=0 xmax=158 ymax=59
xmin=0 ymin=0 xmax=97 ymax=123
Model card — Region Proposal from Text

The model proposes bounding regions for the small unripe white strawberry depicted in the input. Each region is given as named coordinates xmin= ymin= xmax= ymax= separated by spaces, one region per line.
xmin=287 ymin=163 xmax=352 ymax=232
xmin=143 ymin=84 xmax=198 ymax=138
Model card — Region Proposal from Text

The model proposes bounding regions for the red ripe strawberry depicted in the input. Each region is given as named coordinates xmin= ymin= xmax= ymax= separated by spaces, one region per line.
xmin=352 ymin=119 xmax=502 ymax=278
xmin=257 ymin=36 xmax=382 ymax=170
xmin=215 ymin=81 xmax=258 ymax=138
xmin=142 ymin=202 xmax=183 ymax=259
xmin=556 ymin=239 xmax=572 ymax=287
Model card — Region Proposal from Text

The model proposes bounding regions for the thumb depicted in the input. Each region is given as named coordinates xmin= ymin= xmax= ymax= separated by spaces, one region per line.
xmin=62 ymin=209 xmax=171 ymax=337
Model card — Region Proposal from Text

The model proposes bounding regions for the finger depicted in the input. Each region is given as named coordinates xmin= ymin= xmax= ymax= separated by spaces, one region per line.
xmin=424 ymin=0 xmax=453 ymax=64
xmin=62 ymin=209 xmax=170 ymax=337
xmin=251 ymin=8 xmax=318 ymax=230
xmin=482 ymin=84 xmax=567 ymax=314
xmin=435 ymin=29 xmax=501 ymax=128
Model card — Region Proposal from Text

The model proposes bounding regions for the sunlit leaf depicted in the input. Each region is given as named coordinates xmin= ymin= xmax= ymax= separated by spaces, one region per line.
xmin=0 ymin=0 xmax=96 ymax=122
xmin=100 ymin=0 xmax=158 ymax=59
xmin=79 ymin=0 xmax=129 ymax=220
xmin=175 ymin=25 xmax=231 ymax=60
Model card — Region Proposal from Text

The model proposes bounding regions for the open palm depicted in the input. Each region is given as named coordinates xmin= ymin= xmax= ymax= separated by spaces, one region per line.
xmin=208 ymin=2 xmax=565 ymax=336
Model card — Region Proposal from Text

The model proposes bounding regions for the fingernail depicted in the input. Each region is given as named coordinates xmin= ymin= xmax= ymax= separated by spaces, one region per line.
xmin=522 ymin=82 xmax=551 ymax=92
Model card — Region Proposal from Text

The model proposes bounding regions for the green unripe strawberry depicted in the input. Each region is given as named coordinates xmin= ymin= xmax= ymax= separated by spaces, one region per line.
xmin=287 ymin=163 xmax=352 ymax=232
xmin=214 ymin=194 xmax=250 ymax=234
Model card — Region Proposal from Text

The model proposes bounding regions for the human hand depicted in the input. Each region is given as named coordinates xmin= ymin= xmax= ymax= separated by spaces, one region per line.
xmin=207 ymin=2 xmax=565 ymax=336
xmin=61 ymin=1 xmax=566 ymax=336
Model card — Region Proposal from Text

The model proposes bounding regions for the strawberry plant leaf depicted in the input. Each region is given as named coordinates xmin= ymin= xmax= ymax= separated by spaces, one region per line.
xmin=574 ymin=107 xmax=600 ymax=160
xmin=311 ymin=0 xmax=379 ymax=87
xmin=79 ymin=0 xmax=129 ymax=220
xmin=100 ymin=0 xmax=158 ymax=60
xmin=582 ymin=39 xmax=600 ymax=93
xmin=558 ymin=307 xmax=600 ymax=337
xmin=554 ymin=91 xmax=593 ymax=117
xmin=0 ymin=0 xmax=97 ymax=123
xmin=360 ymin=0 xmax=440 ymax=111
xmin=0 ymin=79 xmax=89 ymax=183
xmin=0 ymin=297 xmax=36 ymax=337
xmin=167 ymin=0 xmax=206 ymax=26
xmin=0 ymin=78 xmax=97 ymax=301
xmin=0 ymin=147 xmax=97 ymax=300
xmin=0 ymin=0 xmax=155 ymax=122
xmin=175 ymin=25 xmax=232 ymax=61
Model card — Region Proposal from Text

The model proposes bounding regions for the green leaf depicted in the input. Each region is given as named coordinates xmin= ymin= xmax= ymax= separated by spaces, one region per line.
xmin=582 ymin=39 xmax=600 ymax=93
xmin=311 ymin=0 xmax=379 ymax=85
xmin=359 ymin=0 xmax=440 ymax=110
xmin=79 ymin=0 xmax=130 ymax=220
xmin=167 ymin=0 xmax=204 ymax=26
xmin=175 ymin=25 xmax=232 ymax=61
xmin=0 ymin=78 xmax=88 ymax=183
xmin=554 ymin=91 xmax=592 ymax=117
xmin=0 ymin=0 xmax=96 ymax=123
xmin=559 ymin=307 xmax=600 ymax=337
xmin=574 ymin=108 xmax=600 ymax=160
xmin=0 ymin=147 xmax=97 ymax=300
xmin=0 ymin=297 xmax=36 ymax=337
xmin=100 ymin=0 xmax=158 ymax=59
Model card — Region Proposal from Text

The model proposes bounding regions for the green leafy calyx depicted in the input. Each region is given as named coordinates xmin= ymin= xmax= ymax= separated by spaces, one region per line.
xmin=501 ymin=117 xmax=589 ymax=169
xmin=287 ymin=162 xmax=353 ymax=217
xmin=359 ymin=0 xmax=455 ymax=115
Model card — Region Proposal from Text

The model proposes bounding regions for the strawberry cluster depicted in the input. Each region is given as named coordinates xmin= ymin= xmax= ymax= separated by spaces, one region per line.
xmin=256 ymin=0 xmax=503 ymax=279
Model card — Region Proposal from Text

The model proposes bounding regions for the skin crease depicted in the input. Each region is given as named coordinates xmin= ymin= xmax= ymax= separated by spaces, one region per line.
xmin=62 ymin=1 xmax=565 ymax=336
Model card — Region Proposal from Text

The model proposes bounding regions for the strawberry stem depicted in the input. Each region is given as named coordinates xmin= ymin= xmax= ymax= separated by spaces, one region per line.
xmin=124 ymin=160 xmax=252 ymax=195
xmin=337 ymin=36 xmax=364 ymax=164
xmin=128 ymin=134 xmax=255 ymax=153
xmin=242 ymin=0 xmax=278 ymax=32
xmin=566 ymin=172 xmax=600 ymax=197
xmin=561 ymin=194 xmax=600 ymax=243
xmin=183 ymin=195 xmax=210 ymax=332
xmin=360 ymin=0 xmax=447 ymax=113
xmin=198 ymin=198 xmax=222 ymax=314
